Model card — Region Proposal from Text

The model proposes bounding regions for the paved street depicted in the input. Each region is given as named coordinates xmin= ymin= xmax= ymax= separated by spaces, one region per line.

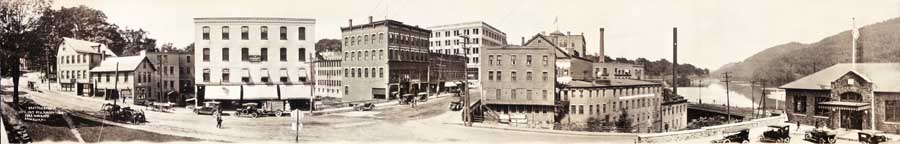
xmin=7 ymin=78 xmax=635 ymax=143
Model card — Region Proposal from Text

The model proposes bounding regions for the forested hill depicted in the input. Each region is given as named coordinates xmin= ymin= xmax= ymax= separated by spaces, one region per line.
xmin=713 ymin=17 xmax=900 ymax=86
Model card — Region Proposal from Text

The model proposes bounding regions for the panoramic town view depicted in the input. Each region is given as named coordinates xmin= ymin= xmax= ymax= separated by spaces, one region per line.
xmin=3 ymin=0 xmax=900 ymax=143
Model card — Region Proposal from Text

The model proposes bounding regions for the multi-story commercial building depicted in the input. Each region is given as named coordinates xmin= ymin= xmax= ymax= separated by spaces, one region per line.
xmin=178 ymin=52 xmax=195 ymax=105
xmin=56 ymin=37 xmax=117 ymax=96
xmin=428 ymin=21 xmax=507 ymax=81
xmin=595 ymin=62 xmax=645 ymax=80
xmin=480 ymin=35 xmax=558 ymax=128
xmin=146 ymin=51 xmax=184 ymax=105
xmin=782 ymin=63 xmax=900 ymax=133
xmin=659 ymin=89 xmax=688 ymax=132
xmin=428 ymin=52 xmax=467 ymax=93
xmin=340 ymin=18 xmax=431 ymax=102
xmin=313 ymin=51 xmax=343 ymax=98
xmin=478 ymin=30 xmax=673 ymax=132
xmin=193 ymin=17 xmax=315 ymax=110
xmin=89 ymin=55 xmax=157 ymax=105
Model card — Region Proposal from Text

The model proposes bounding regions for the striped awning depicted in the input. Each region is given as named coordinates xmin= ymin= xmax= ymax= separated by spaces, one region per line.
xmin=818 ymin=101 xmax=870 ymax=111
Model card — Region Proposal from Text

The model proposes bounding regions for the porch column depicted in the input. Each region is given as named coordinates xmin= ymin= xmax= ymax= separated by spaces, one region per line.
xmin=830 ymin=110 xmax=840 ymax=129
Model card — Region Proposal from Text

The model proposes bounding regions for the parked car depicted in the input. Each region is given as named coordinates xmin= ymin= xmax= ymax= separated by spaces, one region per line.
xmin=859 ymin=130 xmax=889 ymax=144
xmin=236 ymin=101 xmax=286 ymax=118
xmin=760 ymin=125 xmax=791 ymax=142
xmin=805 ymin=128 xmax=837 ymax=144
xmin=194 ymin=101 xmax=221 ymax=115
xmin=711 ymin=129 xmax=750 ymax=143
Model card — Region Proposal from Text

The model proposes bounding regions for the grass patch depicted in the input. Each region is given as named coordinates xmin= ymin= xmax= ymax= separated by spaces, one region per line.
xmin=71 ymin=115 xmax=210 ymax=143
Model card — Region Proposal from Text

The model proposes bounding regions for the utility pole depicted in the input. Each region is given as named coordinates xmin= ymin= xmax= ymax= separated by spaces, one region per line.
xmin=750 ymin=81 xmax=755 ymax=119
xmin=760 ymin=82 xmax=767 ymax=118
xmin=698 ymin=79 xmax=702 ymax=104
xmin=114 ymin=62 xmax=119 ymax=105
xmin=458 ymin=35 xmax=472 ymax=126
xmin=723 ymin=72 xmax=731 ymax=123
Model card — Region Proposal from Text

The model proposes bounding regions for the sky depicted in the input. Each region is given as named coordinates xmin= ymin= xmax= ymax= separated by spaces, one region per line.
xmin=53 ymin=0 xmax=900 ymax=70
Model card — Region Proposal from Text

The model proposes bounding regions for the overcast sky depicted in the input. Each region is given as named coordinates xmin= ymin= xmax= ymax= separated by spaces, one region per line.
xmin=54 ymin=0 xmax=900 ymax=70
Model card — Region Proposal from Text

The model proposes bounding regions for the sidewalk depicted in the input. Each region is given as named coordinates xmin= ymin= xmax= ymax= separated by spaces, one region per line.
xmin=310 ymin=93 xmax=456 ymax=115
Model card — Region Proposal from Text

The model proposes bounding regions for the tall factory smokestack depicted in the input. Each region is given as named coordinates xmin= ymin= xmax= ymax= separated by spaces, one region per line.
xmin=598 ymin=28 xmax=605 ymax=63
xmin=672 ymin=27 xmax=678 ymax=95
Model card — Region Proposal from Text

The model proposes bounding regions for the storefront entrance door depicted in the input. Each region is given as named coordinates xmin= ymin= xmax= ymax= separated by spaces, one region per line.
xmin=841 ymin=110 xmax=863 ymax=129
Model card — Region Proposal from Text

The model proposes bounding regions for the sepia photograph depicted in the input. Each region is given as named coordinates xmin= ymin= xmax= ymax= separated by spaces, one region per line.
xmin=2 ymin=0 xmax=900 ymax=143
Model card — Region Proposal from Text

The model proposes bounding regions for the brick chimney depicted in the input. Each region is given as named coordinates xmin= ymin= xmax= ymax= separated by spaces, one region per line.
xmin=672 ymin=27 xmax=678 ymax=95
xmin=368 ymin=16 xmax=373 ymax=23
xmin=521 ymin=37 xmax=525 ymax=46
xmin=598 ymin=28 xmax=605 ymax=63
xmin=349 ymin=19 xmax=353 ymax=27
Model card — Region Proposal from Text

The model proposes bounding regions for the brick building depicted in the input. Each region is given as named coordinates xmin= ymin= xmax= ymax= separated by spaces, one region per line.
xmin=781 ymin=63 xmax=900 ymax=133
xmin=340 ymin=18 xmax=431 ymax=102
xmin=480 ymin=40 xmax=558 ymax=128
xmin=313 ymin=51 xmax=343 ymax=98
xmin=145 ymin=51 xmax=183 ymax=105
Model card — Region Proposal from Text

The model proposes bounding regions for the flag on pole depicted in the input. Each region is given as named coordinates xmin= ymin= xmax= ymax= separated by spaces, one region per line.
xmin=553 ymin=16 xmax=558 ymax=24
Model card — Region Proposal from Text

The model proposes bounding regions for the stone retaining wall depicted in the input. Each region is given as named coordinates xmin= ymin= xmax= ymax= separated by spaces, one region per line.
xmin=637 ymin=115 xmax=787 ymax=143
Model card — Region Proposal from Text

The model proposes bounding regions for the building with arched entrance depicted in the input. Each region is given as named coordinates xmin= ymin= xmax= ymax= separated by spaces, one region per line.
xmin=781 ymin=63 xmax=900 ymax=133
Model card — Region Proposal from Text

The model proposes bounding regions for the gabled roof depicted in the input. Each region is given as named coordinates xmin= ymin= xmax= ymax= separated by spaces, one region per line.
xmin=90 ymin=56 xmax=154 ymax=72
xmin=60 ymin=37 xmax=117 ymax=56
xmin=524 ymin=34 xmax=570 ymax=58
xmin=780 ymin=63 xmax=900 ymax=92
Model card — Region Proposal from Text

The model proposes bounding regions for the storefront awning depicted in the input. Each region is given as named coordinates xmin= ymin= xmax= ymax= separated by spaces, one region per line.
xmin=261 ymin=69 xmax=270 ymax=78
xmin=280 ymin=85 xmax=312 ymax=99
xmin=241 ymin=69 xmax=251 ymax=77
xmin=242 ymin=85 xmax=279 ymax=100
xmin=819 ymin=101 xmax=871 ymax=111
xmin=205 ymin=86 xmax=241 ymax=100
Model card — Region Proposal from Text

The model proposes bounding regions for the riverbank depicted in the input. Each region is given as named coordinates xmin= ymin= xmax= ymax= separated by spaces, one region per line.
xmin=678 ymin=79 xmax=784 ymax=110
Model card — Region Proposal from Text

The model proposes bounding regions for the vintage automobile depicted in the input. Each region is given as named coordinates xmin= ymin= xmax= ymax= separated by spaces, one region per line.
xmin=353 ymin=102 xmax=375 ymax=111
xmin=711 ymin=129 xmax=750 ymax=143
xmin=859 ymin=130 xmax=889 ymax=144
xmin=193 ymin=101 xmax=221 ymax=115
xmin=805 ymin=128 xmax=837 ymax=144
xmin=100 ymin=103 xmax=146 ymax=124
xmin=448 ymin=101 xmax=463 ymax=111
xmin=236 ymin=101 xmax=287 ymax=118
xmin=760 ymin=125 xmax=791 ymax=142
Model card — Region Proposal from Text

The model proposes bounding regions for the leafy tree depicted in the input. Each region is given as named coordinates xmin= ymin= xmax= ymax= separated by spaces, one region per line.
xmin=1 ymin=0 xmax=52 ymax=107
xmin=118 ymin=28 xmax=156 ymax=55
xmin=315 ymin=39 xmax=341 ymax=52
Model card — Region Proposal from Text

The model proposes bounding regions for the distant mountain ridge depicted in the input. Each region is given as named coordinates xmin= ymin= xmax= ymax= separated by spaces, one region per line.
xmin=713 ymin=17 xmax=900 ymax=86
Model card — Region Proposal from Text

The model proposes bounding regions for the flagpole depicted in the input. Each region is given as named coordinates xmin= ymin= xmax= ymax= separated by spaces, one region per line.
xmin=851 ymin=18 xmax=857 ymax=70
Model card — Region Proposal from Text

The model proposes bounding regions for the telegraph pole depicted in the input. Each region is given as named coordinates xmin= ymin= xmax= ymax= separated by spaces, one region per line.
xmin=723 ymin=72 xmax=731 ymax=123
xmin=750 ymin=81 xmax=755 ymax=119
xmin=114 ymin=62 xmax=119 ymax=105
xmin=458 ymin=35 xmax=471 ymax=127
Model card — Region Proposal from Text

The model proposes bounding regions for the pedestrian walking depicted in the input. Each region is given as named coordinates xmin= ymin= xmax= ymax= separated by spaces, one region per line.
xmin=216 ymin=115 xmax=223 ymax=129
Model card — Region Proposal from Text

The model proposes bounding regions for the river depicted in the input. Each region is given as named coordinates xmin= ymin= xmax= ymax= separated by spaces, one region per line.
xmin=676 ymin=80 xmax=786 ymax=109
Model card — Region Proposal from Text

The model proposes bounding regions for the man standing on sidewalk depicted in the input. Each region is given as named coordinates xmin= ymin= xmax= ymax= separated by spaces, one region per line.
xmin=216 ymin=114 xmax=223 ymax=129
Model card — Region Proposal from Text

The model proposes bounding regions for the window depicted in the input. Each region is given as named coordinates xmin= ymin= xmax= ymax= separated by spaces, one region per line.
xmin=241 ymin=26 xmax=249 ymax=40
xmin=496 ymin=71 xmax=502 ymax=81
xmin=793 ymin=96 xmax=806 ymax=113
xmin=280 ymin=26 xmax=287 ymax=40
xmin=280 ymin=69 xmax=289 ymax=83
xmin=511 ymin=89 xmax=517 ymax=99
xmin=260 ymin=26 xmax=268 ymax=40
xmin=279 ymin=48 xmax=288 ymax=61
xmin=241 ymin=48 xmax=249 ymax=61
xmin=526 ymin=55 xmax=532 ymax=65
xmin=123 ymin=72 xmax=129 ymax=82
xmin=511 ymin=71 xmax=517 ymax=81
xmin=202 ymin=26 xmax=210 ymax=40
xmin=543 ymin=72 xmax=548 ymax=81
xmin=526 ymin=72 xmax=533 ymax=80
xmin=814 ymin=97 xmax=830 ymax=116
xmin=488 ymin=71 xmax=494 ymax=80
xmin=260 ymin=48 xmax=268 ymax=61
xmin=496 ymin=89 xmax=502 ymax=100
xmin=202 ymin=48 xmax=210 ymax=61
xmin=202 ymin=69 xmax=210 ymax=82
xmin=886 ymin=100 xmax=900 ymax=122
xmin=542 ymin=90 xmax=548 ymax=100
xmin=527 ymin=90 xmax=533 ymax=100
xmin=298 ymin=27 xmax=306 ymax=40
xmin=543 ymin=55 xmax=549 ymax=66
xmin=222 ymin=69 xmax=230 ymax=82
xmin=221 ymin=26 xmax=229 ymax=40
xmin=497 ymin=55 xmax=503 ymax=66
xmin=222 ymin=48 xmax=229 ymax=61
xmin=579 ymin=105 xmax=584 ymax=114
xmin=379 ymin=68 xmax=384 ymax=78
xmin=488 ymin=55 xmax=494 ymax=65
